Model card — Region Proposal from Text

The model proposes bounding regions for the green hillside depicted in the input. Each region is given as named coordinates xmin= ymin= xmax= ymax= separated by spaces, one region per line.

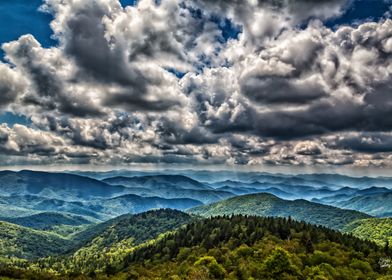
xmin=121 ymin=215 xmax=387 ymax=280
xmin=0 ymin=221 xmax=70 ymax=260
xmin=39 ymin=209 xmax=195 ymax=274
xmin=3 ymin=215 xmax=388 ymax=280
xmin=188 ymin=193 xmax=371 ymax=230
xmin=343 ymin=218 xmax=392 ymax=246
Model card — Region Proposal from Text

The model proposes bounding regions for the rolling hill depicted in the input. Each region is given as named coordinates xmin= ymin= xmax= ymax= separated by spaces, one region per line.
xmin=103 ymin=175 xmax=233 ymax=204
xmin=89 ymin=194 xmax=202 ymax=217
xmin=343 ymin=218 xmax=392 ymax=246
xmin=334 ymin=192 xmax=392 ymax=217
xmin=0 ymin=170 xmax=128 ymax=201
xmin=188 ymin=193 xmax=371 ymax=230
xmin=121 ymin=215 xmax=384 ymax=279
xmin=0 ymin=221 xmax=70 ymax=260
xmin=38 ymin=209 xmax=196 ymax=274
xmin=103 ymin=175 xmax=211 ymax=190
xmin=2 ymin=212 xmax=93 ymax=230
xmin=0 ymin=193 xmax=202 ymax=221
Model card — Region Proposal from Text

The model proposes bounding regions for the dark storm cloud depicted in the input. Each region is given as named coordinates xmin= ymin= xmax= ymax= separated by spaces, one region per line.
xmin=240 ymin=75 xmax=327 ymax=104
xmin=329 ymin=132 xmax=392 ymax=153
xmin=156 ymin=117 xmax=219 ymax=145
xmin=105 ymin=91 xmax=181 ymax=112
xmin=362 ymin=82 xmax=392 ymax=131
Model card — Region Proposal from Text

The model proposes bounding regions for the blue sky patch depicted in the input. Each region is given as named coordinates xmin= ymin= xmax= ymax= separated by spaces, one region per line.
xmin=120 ymin=0 xmax=138 ymax=7
xmin=326 ymin=0 xmax=392 ymax=28
xmin=0 ymin=0 xmax=55 ymax=59
xmin=165 ymin=68 xmax=187 ymax=79
xmin=0 ymin=112 xmax=31 ymax=127
xmin=211 ymin=17 xmax=242 ymax=43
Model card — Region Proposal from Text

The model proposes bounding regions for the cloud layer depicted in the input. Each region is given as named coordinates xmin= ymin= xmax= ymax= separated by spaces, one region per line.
xmin=1 ymin=0 xmax=392 ymax=167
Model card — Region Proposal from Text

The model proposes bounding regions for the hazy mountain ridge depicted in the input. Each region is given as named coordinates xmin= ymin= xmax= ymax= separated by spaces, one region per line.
xmin=188 ymin=193 xmax=372 ymax=230
xmin=103 ymin=175 xmax=234 ymax=203
xmin=3 ymin=212 xmax=93 ymax=230
xmin=0 ymin=170 xmax=391 ymax=222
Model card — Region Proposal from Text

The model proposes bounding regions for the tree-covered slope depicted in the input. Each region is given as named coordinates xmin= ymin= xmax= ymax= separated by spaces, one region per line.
xmin=37 ymin=209 xmax=195 ymax=274
xmin=2 ymin=214 xmax=390 ymax=280
xmin=0 ymin=221 xmax=70 ymax=260
xmin=71 ymin=209 xmax=194 ymax=248
xmin=122 ymin=215 xmax=388 ymax=280
xmin=343 ymin=218 xmax=392 ymax=246
xmin=188 ymin=193 xmax=371 ymax=230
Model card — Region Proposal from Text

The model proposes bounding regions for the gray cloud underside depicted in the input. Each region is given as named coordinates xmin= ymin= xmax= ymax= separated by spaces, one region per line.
xmin=0 ymin=0 xmax=392 ymax=167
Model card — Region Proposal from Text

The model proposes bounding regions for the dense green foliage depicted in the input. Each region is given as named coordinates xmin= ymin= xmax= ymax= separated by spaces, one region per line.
xmin=0 ymin=221 xmax=69 ymax=260
xmin=0 ymin=213 xmax=391 ymax=279
xmin=34 ymin=209 xmax=194 ymax=274
xmin=121 ymin=215 xmax=391 ymax=279
xmin=344 ymin=218 xmax=392 ymax=247
xmin=188 ymin=193 xmax=371 ymax=230
xmin=0 ymin=209 xmax=193 ymax=264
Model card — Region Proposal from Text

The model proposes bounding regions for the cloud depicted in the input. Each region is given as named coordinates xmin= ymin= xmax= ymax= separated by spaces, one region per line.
xmin=0 ymin=0 xmax=392 ymax=167
xmin=0 ymin=62 xmax=27 ymax=110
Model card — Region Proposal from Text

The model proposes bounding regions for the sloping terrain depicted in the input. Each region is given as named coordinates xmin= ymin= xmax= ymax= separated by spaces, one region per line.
xmin=188 ymin=193 xmax=371 ymax=230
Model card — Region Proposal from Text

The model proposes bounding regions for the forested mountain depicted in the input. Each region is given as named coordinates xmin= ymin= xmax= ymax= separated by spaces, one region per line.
xmin=70 ymin=209 xmax=194 ymax=250
xmin=44 ymin=209 xmax=195 ymax=273
xmin=1 ymin=215 xmax=390 ymax=280
xmin=0 ymin=170 xmax=391 ymax=279
xmin=343 ymin=218 xmax=392 ymax=246
xmin=0 ymin=210 xmax=194 ymax=263
xmin=0 ymin=221 xmax=69 ymax=260
xmin=188 ymin=193 xmax=371 ymax=230
xmin=122 ymin=215 xmax=388 ymax=279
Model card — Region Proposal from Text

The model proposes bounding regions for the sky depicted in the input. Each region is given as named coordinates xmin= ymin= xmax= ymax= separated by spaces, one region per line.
xmin=0 ymin=0 xmax=392 ymax=169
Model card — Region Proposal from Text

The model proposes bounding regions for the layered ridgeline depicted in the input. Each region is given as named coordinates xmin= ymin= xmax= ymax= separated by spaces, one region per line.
xmin=1 ymin=170 xmax=392 ymax=221
xmin=0 ymin=170 xmax=391 ymax=279
xmin=1 ymin=213 xmax=390 ymax=280
xmin=0 ymin=171 xmax=205 ymax=221
xmin=188 ymin=193 xmax=371 ymax=230
xmin=102 ymin=175 xmax=234 ymax=204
